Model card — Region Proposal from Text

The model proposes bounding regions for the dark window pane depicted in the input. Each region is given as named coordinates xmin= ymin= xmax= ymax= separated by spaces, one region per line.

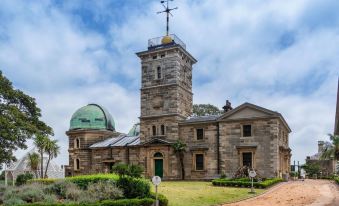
xmin=161 ymin=125 xmax=165 ymax=135
xmin=154 ymin=152 xmax=163 ymax=157
xmin=196 ymin=129 xmax=204 ymax=140
xmin=242 ymin=152 xmax=252 ymax=167
xmin=152 ymin=126 xmax=156 ymax=136
xmin=243 ymin=125 xmax=252 ymax=137
xmin=157 ymin=66 xmax=161 ymax=79
xmin=196 ymin=154 xmax=204 ymax=170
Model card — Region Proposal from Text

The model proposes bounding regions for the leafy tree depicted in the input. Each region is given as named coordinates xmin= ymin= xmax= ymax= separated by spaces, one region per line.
xmin=27 ymin=152 xmax=40 ymax=178
xmin=192 ymin=104 xmax=222 ymax=116
xmin=172 ymin=140 xmax=187 ymax=180
xmin=15 ymin=173 xmax=34 ymax=186
xmin=320 ymin=134 xmax=339 ymax=160
xmin=128 ymin=164 xmax=144 ymax=178
xmin=33 ymin=134 xmax=49 ymax=178
xmin=0 ymin=71 xmax=53 ymax=169
xmin=302 ymin=162 xmax=321 ymax=177
xmin=44 ymin=139 xmax=60 ymax=178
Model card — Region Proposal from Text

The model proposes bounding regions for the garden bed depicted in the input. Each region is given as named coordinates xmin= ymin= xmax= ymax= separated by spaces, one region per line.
xmin=1 ymin=174 xmax=168 ymax=206
xmin=212 ymin=178 xmax=282 ymax=188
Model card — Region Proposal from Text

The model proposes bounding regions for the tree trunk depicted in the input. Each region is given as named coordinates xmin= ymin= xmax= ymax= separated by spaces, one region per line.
xmin=44 ymin=154 xmax=51 ymax=178
xmin=179 ymin=153 xmax=185 ymax=180
xmin=40 ymin=151 xmax=44 ymax=178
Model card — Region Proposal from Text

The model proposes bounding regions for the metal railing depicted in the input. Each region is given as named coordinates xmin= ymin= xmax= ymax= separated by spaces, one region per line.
xmin=148 ymin=34 xmax=186 ymax=50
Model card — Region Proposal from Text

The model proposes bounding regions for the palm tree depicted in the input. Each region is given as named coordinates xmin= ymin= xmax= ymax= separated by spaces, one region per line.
xmin=34 ymin=134 xmax=49 ymax=178
xmin=321 ymin=134 xmax=339 ymax=160
xmin=172 ymin=140 xmax=187 ymax=180
xmin=27 ymin=152 xmax=40 ymax=178
xmin=44 ymin=139 xmax=60 ymax=178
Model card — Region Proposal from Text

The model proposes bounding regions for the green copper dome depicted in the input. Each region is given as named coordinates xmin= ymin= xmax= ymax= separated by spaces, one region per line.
xmin=69 ymin=104 xmax=115 ymax=131
xmin=127 ymin=123 xmax=140 ymax=136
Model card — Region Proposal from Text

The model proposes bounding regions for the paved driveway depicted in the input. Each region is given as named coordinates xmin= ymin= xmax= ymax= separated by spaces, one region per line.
xmin=224 ymin=179 xmax=339 ymax=206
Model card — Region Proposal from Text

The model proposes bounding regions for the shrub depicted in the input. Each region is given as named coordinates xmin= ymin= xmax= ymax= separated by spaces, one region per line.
xmin=112 ymin=164 xmax=144 ymax=178
xmin=101 ymin=198 xmax=154 ymax=206
xmin=117 ymin=176 xmax=151 ymax=198
xmin=3 ymin=183 xmax=51 ymax=204
xmin=45 ymin=180 xmax=78 ymax=199
xmin=212 ymin=178 xmax=282 ymax=188
xmin=3 ymin=197 xmax=25 ymax=206
xmin=128 ymin=165 xmax=144 ymax=178
xmin=149 ymin=192 xmax=168 ymax=206
xmin=112 ymin=164 xmax=129 ymax=177
xmin=87 ymin=180 xmax=123 ymax=201
xmin=16 ymin=173 xmax=34 ymax=186
xmin=67 ymin=174 xmax=119 ymax=189
xmin=64 ymin=183 xmax=82 ymax=201
xmin=28 ymin=178 xmax=58 ymax=185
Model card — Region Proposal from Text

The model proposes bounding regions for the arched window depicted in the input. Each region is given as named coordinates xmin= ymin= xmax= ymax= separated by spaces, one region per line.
xmin=154 ymin=152 xmax=163 ymax=158
xmin=161 ymin=125 xmax=165 ymax=135
xmin=75 ymin=159 xmax=80 ymax=170
xmin=74 ymin=138 xmax=80 ymax=148
xmin=152 ymin=125 xmax=156 ymax=136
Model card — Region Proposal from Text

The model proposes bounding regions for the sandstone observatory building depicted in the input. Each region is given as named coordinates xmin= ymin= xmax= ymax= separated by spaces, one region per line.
xmin=65 ymin=34 xmax=292 ymax=179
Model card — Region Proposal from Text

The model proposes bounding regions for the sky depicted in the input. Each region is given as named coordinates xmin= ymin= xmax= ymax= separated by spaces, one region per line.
xmin=0 ymin=0 xmax=338 ymax=167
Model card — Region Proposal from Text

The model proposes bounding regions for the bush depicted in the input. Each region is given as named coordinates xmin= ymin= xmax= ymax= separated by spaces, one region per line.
xmin=3 ymin=197 xmax=25 ymax=206
xmin=116 ymin=176 xmax=151 ymax=198
xmin=149 ymin=192 xmax=168 ymax=206
xmin=16 ymin=173 xmax=34 ymax=186
xmin=28 ymin=178 xmax=58 ymax=185
xmin=67 ymin=174 xmax=119 ymax=190
xmin=87 ymin=180 xmax=123 ymax=201
xmin=101 ymin=198 xmax=154 ymax=206
xmin=45 ymin=180 xmax=78 ymax=199
xmin=112 ymin=164 xmax=144 ymax=178
xmin=212 ymin=178 xmax=282 ymax=188
xmin=64 ymin=183 xmax=82 ymax=201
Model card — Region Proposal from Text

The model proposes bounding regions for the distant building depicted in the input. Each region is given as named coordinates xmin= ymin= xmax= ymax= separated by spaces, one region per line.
xmin=306 ymin=141 xmax=336 ymax=176
xmin=64 ymin=33 xmax=292 ymax=179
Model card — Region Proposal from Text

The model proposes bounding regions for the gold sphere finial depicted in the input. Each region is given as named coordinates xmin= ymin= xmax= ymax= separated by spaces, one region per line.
xmin=161 ymin=35 xmax=173 ymax=45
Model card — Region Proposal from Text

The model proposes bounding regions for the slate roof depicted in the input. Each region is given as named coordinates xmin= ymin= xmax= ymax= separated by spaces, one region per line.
xmin=89 ymin=134 xmax=140 ymax=148
xmin=184 ymin=115 xmax=221 ymax=123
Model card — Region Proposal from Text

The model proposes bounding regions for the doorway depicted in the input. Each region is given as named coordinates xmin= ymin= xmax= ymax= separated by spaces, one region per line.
xmin=153 ymin=152 xmax=164 ymax=178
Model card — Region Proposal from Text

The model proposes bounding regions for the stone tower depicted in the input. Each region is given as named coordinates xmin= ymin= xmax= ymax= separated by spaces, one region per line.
xmin=136 ymin=35 xmax=197 ymax=143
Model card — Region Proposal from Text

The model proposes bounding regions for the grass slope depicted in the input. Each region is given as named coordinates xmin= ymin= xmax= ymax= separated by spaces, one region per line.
xmin=152 ymin=181 xmax=264 ymax=206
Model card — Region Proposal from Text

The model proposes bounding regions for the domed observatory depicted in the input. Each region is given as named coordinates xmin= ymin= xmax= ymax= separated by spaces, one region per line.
xmin=65 ymin=104 xmax=119 ymax=176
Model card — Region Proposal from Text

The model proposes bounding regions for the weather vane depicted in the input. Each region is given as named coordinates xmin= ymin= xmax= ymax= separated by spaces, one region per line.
xmin=157 ymin=0 xmax=178 ymax=36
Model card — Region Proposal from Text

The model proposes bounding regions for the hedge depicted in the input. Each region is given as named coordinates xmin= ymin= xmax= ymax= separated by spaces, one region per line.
xmin=212 ymin=178 xmax=282 ymax=188
xmin=334 ymin=177 xmax=339 ymax=185
xmin=28 ymin=174 xmax=119 ymax=189
xmin=149 ymin=192 xmax=168 ymax=206
xmin=16 ymin=198 xmax=155 ymax=206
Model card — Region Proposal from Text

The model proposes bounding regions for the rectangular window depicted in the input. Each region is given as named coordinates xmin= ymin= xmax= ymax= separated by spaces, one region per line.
xmin=161 ymin=125 xmax=165 ymax=135
xmin=243 ymin=125 xmax=252 ymax=137
xmin=195 ymin=154 xmax=204 ymax=170
xmin=152 ymin=125 xmax=156 ymax=136
xmin=242 ymin=152 xmax=252 ymax=167
xmin=196 ymin=128 xmax=204 ymax=140
xmin=157 ymin=66 xmax=162 ymax=79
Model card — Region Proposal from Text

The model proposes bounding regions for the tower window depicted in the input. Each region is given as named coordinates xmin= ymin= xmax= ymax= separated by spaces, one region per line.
xmin=195 ymin=154 xmax=204 ymax=171
xmin=152 ymin=125 xmax=156 ymax=136
xmin=75 ymin=159 xmax=80 ymax=170
xmin=157 ymin=66 xmax=162 ymax=79
xmin=74 ymin=138 xmax=80 ymax=149
xmin=196 ymin=128 xmax=204 ymax=140
xmin=242 ymin=125 xmax=252 ymax=137
xmin=161 ymin=125 xmax=165 ymax=135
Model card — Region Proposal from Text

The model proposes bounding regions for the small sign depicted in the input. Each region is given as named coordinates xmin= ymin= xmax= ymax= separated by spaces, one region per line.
xmin=152 ymin=176 xmax=162 ymax=186
xmin=249 ymin=170 xmax=256 ymax=178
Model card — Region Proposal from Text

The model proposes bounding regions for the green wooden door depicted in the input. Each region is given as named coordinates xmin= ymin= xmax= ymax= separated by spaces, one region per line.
xmin=154 ymin=159 xmax=163 ymax=178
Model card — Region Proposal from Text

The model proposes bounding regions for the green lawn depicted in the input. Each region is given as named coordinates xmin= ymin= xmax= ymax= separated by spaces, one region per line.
xmin=152 ymin=181 xmax=264 ymax=206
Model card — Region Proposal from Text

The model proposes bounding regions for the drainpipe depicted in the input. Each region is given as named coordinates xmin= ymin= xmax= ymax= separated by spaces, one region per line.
xmin=217 ymin=122 xmax=220 ymax=174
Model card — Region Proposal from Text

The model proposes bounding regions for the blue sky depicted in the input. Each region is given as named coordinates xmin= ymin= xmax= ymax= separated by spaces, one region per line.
xmin=0 ymin=0 xmax=338 ymax=166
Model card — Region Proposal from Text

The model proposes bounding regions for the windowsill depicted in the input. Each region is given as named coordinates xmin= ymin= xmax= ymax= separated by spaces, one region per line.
xmin=192 ymin=169 xmax=206 ymax=172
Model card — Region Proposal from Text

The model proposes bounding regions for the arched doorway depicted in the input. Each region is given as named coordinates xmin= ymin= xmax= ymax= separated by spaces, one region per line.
xmin=153 ymin=152 xmax=163 ymax=178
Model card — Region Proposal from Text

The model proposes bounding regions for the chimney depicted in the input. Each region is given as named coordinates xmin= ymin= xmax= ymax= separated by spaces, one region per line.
xmin=223 ymin=100 xmax=233 ymax=112
xmin=318 ymin=141 xmax=324 ymax=153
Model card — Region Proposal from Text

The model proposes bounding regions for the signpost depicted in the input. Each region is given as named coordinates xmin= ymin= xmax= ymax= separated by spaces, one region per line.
xmin=152 ymin=176 xmax=162 ymax=206
xmin=248 ymin=170 xmax=256 ymax=194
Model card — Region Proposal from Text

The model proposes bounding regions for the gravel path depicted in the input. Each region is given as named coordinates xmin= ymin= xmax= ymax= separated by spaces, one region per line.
xmin=224 ymin=179 xmax=339 ymax=206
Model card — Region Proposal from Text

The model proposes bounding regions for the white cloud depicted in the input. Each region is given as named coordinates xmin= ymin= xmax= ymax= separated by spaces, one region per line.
xmin=1 ymin=0 xmax=338 ymax=166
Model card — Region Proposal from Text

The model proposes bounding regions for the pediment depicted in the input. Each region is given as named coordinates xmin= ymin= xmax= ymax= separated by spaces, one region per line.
xmin=218 ymin=103 xmax=278 ymax=121
xmin=142 ymin=138 xmax=174 ymax=146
